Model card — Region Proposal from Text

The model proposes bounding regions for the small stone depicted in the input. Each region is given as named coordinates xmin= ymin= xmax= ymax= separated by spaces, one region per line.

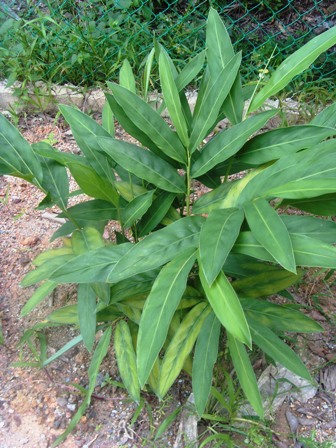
xmin=67 ymin=403 xmax=76 ymax=412
xmin=22 ymin=236 xmax=39 ymax=247
xmin=56 ymin=397 xmax=68 ymax=407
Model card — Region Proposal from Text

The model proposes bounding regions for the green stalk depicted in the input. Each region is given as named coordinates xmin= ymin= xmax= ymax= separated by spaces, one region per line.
xmin=186 ymin=152 xmax=192 ymax=216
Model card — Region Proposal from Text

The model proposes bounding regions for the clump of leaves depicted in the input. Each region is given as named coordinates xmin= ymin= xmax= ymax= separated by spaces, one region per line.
xmin=1 ymin=9 xmax=336 ymax=446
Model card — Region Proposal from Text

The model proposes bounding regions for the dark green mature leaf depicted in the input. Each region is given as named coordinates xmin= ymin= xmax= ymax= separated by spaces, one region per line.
xmin=232 ymin=268 xmax=302 ymax=298
xmin=190 ymin=52 xmax=242 ymax=152
xmin=282 ymin=193 xmax=336 ymax=216
xmin=281 ymin=215 xmax=336 ymax=244
xmin=244 ymin=198 xmax=296 ymax=273
xmin=137 ymin=249 xmax=196 ymax=387
xmin=33 ymin=144 xmax=89 ymax=167
xmin=311 ymin=103 xmax=336 ymax=128
xmin=199 ymin=208 xmax=244 ymax=285
xmin=227 ymin=333 xmax=264 ymax=418
xmin=191 ymin=110 xmax=277 ymax=178
xmin=199 ymin=268 xmax=251 ymax=347
xmin=108 ymin=83 xmax=187 ymax=164
xmin=206 ymin=8 xmax=244 ymax=124
xmin=193 ymin=312 xmax=221 ymax=416
xmin=137 ymin=191 xmax=176 ymax=237
xmin=37 ymin=151 xmax=69 ymax=209
xmin=234 ymin=231 xmax=336 ymax=268
xmin=97 ymin=137 xmax=185 ymax=194
xmin=115 ymin=321 xmax=140 ymax=402
xmin=0 ymin=113 xmax=43 ymax=184
xmin=241 ymin=298 xmax=323 ymax=333
xmin=249 ymin=25 xmax=336 ymax=112
xmin=157 ymin=302 xmax=210 ymax=398
xmin=159 ymin=51 xmax=189 ymax=147
xmin=122 ymin=191 xmax=155 ymax=228
xmin=175 ymin=50 xmax=206 ymax=92
xmin=59 ymin=199 xmax=121 ymax=222
xmin=59 ymin=105 xmax=115 ymax=184
xmin=240 ymin=125 xmax=336 ymax=165
xmin=77 ymin=284 xmax=96 ymax=352
xmin=249 ymin=319 xmax=311 ymax=380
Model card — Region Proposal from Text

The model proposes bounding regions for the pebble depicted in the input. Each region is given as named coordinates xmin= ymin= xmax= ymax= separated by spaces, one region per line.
xmin=56 ymin=397 xmax=68 ymax=407
xmin=67 ymin=403 xmax=76 ymax=412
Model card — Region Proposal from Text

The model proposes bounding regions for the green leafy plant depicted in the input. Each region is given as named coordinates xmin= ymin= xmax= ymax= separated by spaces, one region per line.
xmin=1 ymin=9 xmax=336 ymax=445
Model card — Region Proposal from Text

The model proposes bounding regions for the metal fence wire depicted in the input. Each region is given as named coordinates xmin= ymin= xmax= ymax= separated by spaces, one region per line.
xmin=1 ymin=0 xmax=335 ymax=93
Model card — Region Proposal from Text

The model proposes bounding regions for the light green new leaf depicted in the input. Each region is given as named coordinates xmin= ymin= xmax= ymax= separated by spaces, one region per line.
xmin=249 ymin=319 xmax=311 ymax=380
xmin=59 ymin=199 xmax=120 ymax=222
xmin=47 ymin=304 xmax=78 ymax=324
xmin=199 ymin=208 xmax=244 ymax=285
xmin=115 ymin=321 xmax=140 ymax=403
xmin=311 ymin=103 xmax=336 ymax=128
xmin=77 ymin=284 xmax=96 ymax=352
xmin=119 ymin=59 xmax=136 ymax=94
xmin=67 ymin=162 xmax=119 ymax=205
xmin=291 ymin=235 xmax=336 ymax=269
xmin=191 ymin=110 xmax=277 ymax=178
xmin=265 ymin=178 xmax=336 ymax=199
xmin=199 ymin=268 xmax=251 ymax=347
xmin=21 ymin=281 xmax=57 ymax=317
xmin=240 ymin=298 xmax=323 ymax=333
xmin=190 ymin=52 xmax=242 ymax=152
xmin=108 ymin=83 xmax=187 ymax=164
xmin=0 ymin=113 xmax=43 ymax=184
xmin=243 ymin=198 xmax=296 ymax=273
xmin=159 ymin=51 xmax=189 ymax=147
xmin=122 ymin=190 xmax=155 ymax=228
xmin=157 ymin=302 xmax=210 ymax=398
xmin=227 ymin=333 xmax=264 ymax=419
xmin=71 ymin=227 xmax=105 ymax=254
xmin=143 ymin=48 xmax=155 ymax=101
xmin=97 ymin=137 xmax=185 ymax=194
xmin=240 ymin=125 xmax=336 ymax=165
xmin=249 ymin=25 xmax=336 ymax=112
xmin=206 ymin=8 xmax=244 ymax=124
xmin=137 ymin=249 xmax=196 ymax=387
xmin=192 ymin=312 xmax=221 ymax=417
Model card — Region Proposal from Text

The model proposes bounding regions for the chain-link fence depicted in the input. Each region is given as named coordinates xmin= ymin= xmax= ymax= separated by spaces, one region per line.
xmin=1 ymin=0 xmax=335 ymax=94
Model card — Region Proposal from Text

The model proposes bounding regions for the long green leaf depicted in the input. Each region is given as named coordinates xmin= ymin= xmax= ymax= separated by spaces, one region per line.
xmin=122 ymin=190 xmax=155 ymax=228
xmin=175 ymin=50 xmax=206 ymax=92
xmin=137 ymin=250 xmax=196 ymax=387
xmin=119 ymin=59 xmax=136 ymax=93
xmin=157 ymin=302 xmax=210 ymax=398
xmin=143 ymin=48 xmax=155 ymax=101
xmin=115 ymin=321 xmax=140 ymax=402
xmin=249 ymin=25 xmax=336 ymax=112
xmin=108 ymin=83 xmax=187 ymax=164
xmin=191 ymin=110 xmax=277 ymax=178
xmin=52 ymin=327 xmax=112 ymax=447
xmin=281 ymin=193 xmax=336 ymax=216
xmin=265 ymin=178 xmax=336 ymax=199
xmin=67 ymin=162 xmax=119 ymax=205
xmin=240 ymin=298 xmax=323 ymax=333
xmin=249 ymin=319 xmax=311 ymax=380
xmin=206 ymin=8 xmax=244 ymax=124
xmin=192 ymin=312 xmax=221 ymax=416
xmin=227 ymin=333 xmax=264 ymax=418
xmin=77 ymin=284 xmax=96 ymax=352
xmin=190 ymin=52 xmax=242 ymax=152
xmin=59 ymin=105 xmax=115 ymax=184
xmin=59 ymin=199 xmax=120 ymax=222
xmin=239 ymin=125 xmax=336 ymax=165
xmin=97 ymin=137 xmax=185 ymax=194
xmin=137 ymin=191 xmax=176 ymax=237
xmin=21 ymin=281 xmax=57 ymax=317
xmin=243 ymin=198 xmax=296 ymax=273
xmin=311 ymin=103 xmax=336 ymax=128
xmin=199 ymin=208 xmax=244 ymax=285
xmin=0 ymin=113 xmax=43 ymax=184
xmin=281 ymin=215 xmax=336 ymax=244
xmin=199 ymin=268 xmax=251 ymax=347
xmin=102 ymin=100 xmax=115 ymax=136
xmin=159 ymin=51 xmax=189 ymax=147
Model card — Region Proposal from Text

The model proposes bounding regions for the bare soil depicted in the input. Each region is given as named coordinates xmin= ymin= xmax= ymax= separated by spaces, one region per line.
xmin=0 ymin=114 xmax=336 ymax=448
